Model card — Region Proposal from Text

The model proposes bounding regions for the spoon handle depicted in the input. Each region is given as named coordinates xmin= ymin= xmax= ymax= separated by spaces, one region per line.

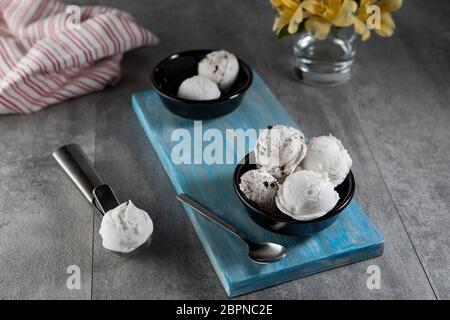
xmin=53 ymin=144 xmax=109 ymax=216
xmin=177 ymin=194 xmax=247 ymax=243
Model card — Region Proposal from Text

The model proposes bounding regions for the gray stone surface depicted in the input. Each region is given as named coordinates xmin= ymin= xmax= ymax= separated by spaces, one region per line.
xmin=346 ymin=0 xmax=450 ymax=299
xmin=0 ymin=96 xmax=95 ymax=299
xmin=0 ymin=0 xmax=448 ymax=299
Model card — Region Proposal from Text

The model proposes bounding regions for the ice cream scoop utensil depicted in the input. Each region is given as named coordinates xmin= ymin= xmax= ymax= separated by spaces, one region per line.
xmin=176 ymin=194 xmax=287 ymax=264
xmin=53 ymin=144 xmax=152 ymax=256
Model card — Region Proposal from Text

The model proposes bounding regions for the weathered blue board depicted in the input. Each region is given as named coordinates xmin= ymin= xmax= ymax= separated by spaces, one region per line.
xmin=132 ymin=73 xmax=384 ymax=297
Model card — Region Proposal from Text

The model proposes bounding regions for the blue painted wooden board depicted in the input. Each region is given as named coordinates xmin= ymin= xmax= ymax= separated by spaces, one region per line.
xmin=132 ymin=73 xmax=384 ymax=297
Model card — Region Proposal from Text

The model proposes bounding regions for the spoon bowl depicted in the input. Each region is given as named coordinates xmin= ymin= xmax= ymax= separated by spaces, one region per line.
xmin=247 ymin=241 xmax=287 ymax=264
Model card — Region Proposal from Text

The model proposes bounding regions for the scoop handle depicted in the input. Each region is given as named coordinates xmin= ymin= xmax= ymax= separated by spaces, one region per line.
xmin=53 ymin=144 xmax=105 ymax=213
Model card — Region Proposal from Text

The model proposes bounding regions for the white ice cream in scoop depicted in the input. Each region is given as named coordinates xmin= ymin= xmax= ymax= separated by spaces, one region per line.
xmin=239 ymin=169 xmax=279 ymax=212
xmin=198 ymin=50 xmax=239 ymax=90
xmin=177 ymin=75 xmax=221 ymax=101
xmin=301 ymin=134 xmax=352 ymax=187
xmin=99 ymin=200 xmax=153 ymax=253
xmin=276 ymin=170 xmax=339 ymax=221
xmin=254 ymin=125 xmax=307 ymax=179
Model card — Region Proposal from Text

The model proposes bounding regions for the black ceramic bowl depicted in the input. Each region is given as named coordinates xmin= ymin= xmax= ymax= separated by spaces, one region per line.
xmin=233 ymin=153 xmax=355 ymax=236
xmin=151 ymin=50 xmax=253 ymax=119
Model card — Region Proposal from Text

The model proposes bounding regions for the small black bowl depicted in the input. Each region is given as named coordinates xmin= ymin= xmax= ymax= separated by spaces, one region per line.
xmin=233 ymin=153 xmax=355 ymax=236
xmin=151 ymin=50 xmax=253 ymax=119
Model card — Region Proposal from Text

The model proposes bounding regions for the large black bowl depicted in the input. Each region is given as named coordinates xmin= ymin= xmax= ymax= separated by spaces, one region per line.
xmin=151 ymin=50 xmax=253 ymax=119
xmin=233 ymin=153 xmax=355 ymax=236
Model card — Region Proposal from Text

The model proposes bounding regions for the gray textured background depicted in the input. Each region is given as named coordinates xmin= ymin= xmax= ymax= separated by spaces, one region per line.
xmin=0 ymin=0 xmax=449 ymax=299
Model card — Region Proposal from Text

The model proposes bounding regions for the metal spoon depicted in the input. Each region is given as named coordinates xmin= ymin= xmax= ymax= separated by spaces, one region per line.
xmin=176 ymin=193 xmax=287 ymax=264
xmin=53 ymin=144 xmax=152 ymax=257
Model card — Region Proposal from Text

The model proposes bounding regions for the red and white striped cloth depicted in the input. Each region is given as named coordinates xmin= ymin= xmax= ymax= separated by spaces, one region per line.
xmin=0 ymin=0 xmax=158 ymax=114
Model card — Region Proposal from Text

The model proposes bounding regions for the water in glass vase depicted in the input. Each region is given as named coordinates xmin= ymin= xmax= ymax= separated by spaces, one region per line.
xmin=293 ymin=27 xmax=356 ymax=87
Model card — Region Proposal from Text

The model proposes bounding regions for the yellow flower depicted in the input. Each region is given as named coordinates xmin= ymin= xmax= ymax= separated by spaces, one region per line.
xmin=271 ymin=0 xmax=305 ymax=35
xmin=301 ymin=0 xmax=357 ymax=39
xmin=270 ymin=0 xmax=402 ymax=41
xmin=354 ymin=0 xmax=403 ymax=41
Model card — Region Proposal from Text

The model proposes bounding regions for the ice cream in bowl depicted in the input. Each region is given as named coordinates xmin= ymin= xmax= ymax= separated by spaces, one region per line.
xmin=151 ymin=49 xmax=252 ymax=119
xmin=233 ymin=125 xmax=355 ymax=236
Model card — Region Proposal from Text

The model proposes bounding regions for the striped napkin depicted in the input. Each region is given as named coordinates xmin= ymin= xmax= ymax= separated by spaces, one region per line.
xmin=0 ymin=0 xmax=158 ymax=114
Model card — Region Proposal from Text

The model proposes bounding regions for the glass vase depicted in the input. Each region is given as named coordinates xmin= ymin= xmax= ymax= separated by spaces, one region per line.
xmin=293 ymin=27 xmax=356 ymax=87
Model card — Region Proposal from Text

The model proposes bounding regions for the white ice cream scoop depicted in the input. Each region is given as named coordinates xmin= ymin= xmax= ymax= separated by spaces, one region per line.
xmin=276 ymin=170 xmax=339 ymax=221
xmin=178 ymin=75 xmax=221 ymax=101
xmin=53 ymin=144 xmax=153 ymax=256
xmin=198 ymin=50 xmax=239 ymax=91
xmin=254 ymin=125 xmax=307 ymax=179
xmin=301 ymin=134 xmax=352 ymax=187
xmin=239 ymin=169 xmax=278 ymax=212
xmin=99 ymin=200 xmax=153 ymax=254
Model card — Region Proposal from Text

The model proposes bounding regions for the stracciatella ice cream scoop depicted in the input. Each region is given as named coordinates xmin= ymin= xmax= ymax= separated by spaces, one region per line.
xmin=301 ymin=134 xmax=352 ymax=187
xmin=177 ymin=75 xmax=221 ymax=100
xmin=254 ymin=125 xmax=307 ymax=179
xmin=276 ymin=170 xmax=339 ymax=221
xmin=198 ymin=50 xmax=239 ymax=90
xmin=99 ymin=200 xmax=154 ymax=254
xmin=239 ymin=169 xmax=279 ymax=212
